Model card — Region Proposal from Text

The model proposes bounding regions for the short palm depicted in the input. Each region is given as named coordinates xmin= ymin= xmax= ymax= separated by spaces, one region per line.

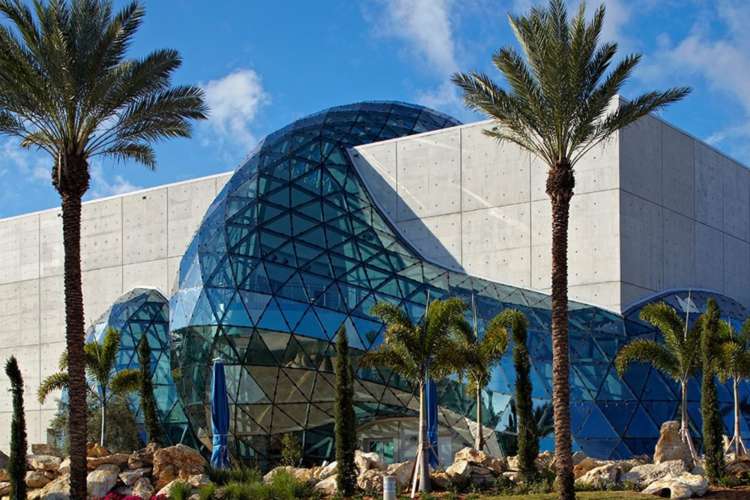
xmin=452 ymin=2 xmax=689 ymax=496
xmin=615 ymin=302 xmax=700 ymax=459
xmin=363 ymin=297 xmax=470 ymax=493
xmin=39 ymin=327 xmax=140 ymax=448
xmin=716 ymin=319 xmax=750 ymax=456
xmin=459 ymin=308 xmax=509 ymax=451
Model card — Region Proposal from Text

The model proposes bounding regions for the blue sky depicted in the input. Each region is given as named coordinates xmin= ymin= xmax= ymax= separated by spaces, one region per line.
xmin=1 ymin=0 xmax=748 ymax=217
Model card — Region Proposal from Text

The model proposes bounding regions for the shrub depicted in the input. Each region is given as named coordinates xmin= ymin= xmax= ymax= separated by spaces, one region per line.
xmin=206 ymin=465 xmax=261 ymax=486
xmin=280 ymin=433 xmax=302 ymax=467
xmin=137 ymin=337 xmax=161 ymax=445
xmin=197 ymin=483 xmax=217 ymax=500
xmin=334 ymin=325 xmax=357 ymax=496
xmin=168 ymin=481 xmax=192 ymax=500
xmin=5 ymin=356 xmax=27 ymax=499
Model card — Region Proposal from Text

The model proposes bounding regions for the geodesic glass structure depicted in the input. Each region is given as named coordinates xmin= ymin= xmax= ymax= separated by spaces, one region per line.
xmin=87 ymin=288 xmax=193 ymax=445
xmin=168 ymin=101 xmax=750 ymax=465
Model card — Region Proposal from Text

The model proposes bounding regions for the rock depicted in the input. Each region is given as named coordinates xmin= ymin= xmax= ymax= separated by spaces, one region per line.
xmin=0 ymin=482 xmax=9 ymax=496
xmin=33 ymin=473 xmax=70 ymax=500
xmin=575 ymin=463 xmax=622 ymax=489
xmin=453 ymin=447 xmax=506 ymax=472
xmin=119 ymin=467 xmax=150 ymax=486
xmin=32 ymin=444 xmax=61 ymax=457
xmin=431 ymin=471 xmax=451 ymax=490
xmin=131 ymin=476 xmax=154 ymax=499
xmin=0 ymin=469 xmax=7 ymax=482
xmin=445 ymin=459 xmax=495 ymax=486
xmin=314 ymin=474 xmax=338 ymax=496
xmin=187 ymin=473 xmax=210 ymax=488
xmin=536 ymin=451 xmax=555 ymax=471
xmin=26 ymin=470 xmax=52 ymax=488
xmin=385 ymin=459 xmax=414 ymax=487
xmin=128 ymin=442 xmax=159 ymax=469
xmin=156 ymin=479 xmax=186 ymax=498
xmin=485 ymin=456 xmax=506 ymax=474
xmin=87 ymin=452 xmax=130 ymax=470
xmin=317 ymin=460 xmax=338 ymax=480
xmin=152 ymin=444 xmax=206 ymax=490
xmin=573 ymin=457 xmax=605 ymax=479
xmin=87 ymin=443 xmax=110 ymax=458
xmin=87 ymin=464 xmax=120 ymax=498
xmin=503 ymin=470 xmax=519 ymax=482
xmin=29 ymin=454 xmax=62 ymax=471
xmin=58 ymin=458 xmax=70 ymax=475
xmin=572 ymin=451 xmax=587 ymax=466
xmin=357 ymin=468 xmax=383 ymax=492
xmin=445 ymin=459 xmax=472 ymax=480
xmin=263 ymin=465 xmax=293 ymax=483
xmin=291 ymin=467 xmax=316 ymax=484
xmin=354 ymin=450 xmax=383 ymax=473
xmin=507 ymin=455 xmax=519 ymax=471
xmin=654 ymin=421 xmax=693 ymax=467
xmin=622 ymin=459 xmax=687 ymax=488
xmin=725 ymin=456 xmax=750 ymax=479
xmin=641 ymin=472 xmax=708 ymax=499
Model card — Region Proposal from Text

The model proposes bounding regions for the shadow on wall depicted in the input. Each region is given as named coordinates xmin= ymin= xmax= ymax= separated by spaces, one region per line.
xmin=348 ymin=146 xmax=466 ymax=273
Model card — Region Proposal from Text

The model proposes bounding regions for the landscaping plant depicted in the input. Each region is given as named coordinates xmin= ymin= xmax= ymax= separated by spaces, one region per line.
xmin=716 ymin=317 xmax=750 ymax=456
xmin=334 ymin=325 xmax=357 ymax=496
xmin=5 ymin=356 xmax=27 ymax=500
xmin=137 ymin=336 xmax=161 ymax=445
xmin=453 ymin=2 xmax=689 ymax=496
xmin=0 ymin=1 xmax=207 ymax=495
xmin=700 ymin=298 xmax=725 ymax=483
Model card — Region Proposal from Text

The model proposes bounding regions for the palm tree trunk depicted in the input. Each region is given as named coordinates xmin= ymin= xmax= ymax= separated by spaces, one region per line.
xmin=62 ymin=192 xmax=87 ymax=500
xmin=418 ymin=379 xmax=430 ymax=493
xmin=476 ymin=384 xmax=484 ymax=451
xmin=733 ymin=378 xmax=745 ymax=456
xmin=100 ymin=387 xmax=107 ymax=448
xmin=547 ymin=161 xmax=575 ymax=500
xmin=680 ymin=379 xmax=698 ymax=460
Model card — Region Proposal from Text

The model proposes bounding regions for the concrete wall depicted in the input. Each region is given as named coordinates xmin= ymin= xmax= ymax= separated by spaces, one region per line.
xmin=619 ymin=115 xmax=750 ymax=309
xmin=0 ymin=172 xmax=231 ymax=452
xmin=351 ymin=120 xmax=622 ymax=311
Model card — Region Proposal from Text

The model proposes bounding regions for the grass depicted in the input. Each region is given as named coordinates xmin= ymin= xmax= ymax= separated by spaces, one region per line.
xmin=482 ymin=492 xmax=649 ymax=499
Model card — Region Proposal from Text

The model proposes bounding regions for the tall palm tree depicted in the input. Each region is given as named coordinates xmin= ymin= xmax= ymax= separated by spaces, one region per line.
xmin=362 ymin=297 xmax=470 ymax=495
xmin=0 ymin=2 xmax=207 ymax=496
xmin=716 ymin=318 xmax=750 ymax=457
xmin=459 ymin=303 xmax=509 ymax=451
xmin=615 ymin=302 xmax=701 ymax=461
xmin=38 ymin=327 xmax=141 ymax=448
xmin=452 ymin=2 xmax=689 ymax=496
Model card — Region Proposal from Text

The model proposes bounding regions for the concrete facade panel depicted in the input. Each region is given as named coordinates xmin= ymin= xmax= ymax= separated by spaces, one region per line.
xmin=398 ymin=214 xmax=462 ymax=269
xmin=123 ymin=260 xmax=169 ymax=296
xmin=0 ymin=214 xmax=40 ymax=284
xmin=695 ymin=142 xmax=724 ymax=230
xmin=351 ymin=142 xmax=398 ymax=220
xmin=123 ymin=188 xmax=168 ymax=265
xmin=619 ymin=192 xmax=663 ymax=292
xmin=39 ymin=210 xmax=63 ymax=277
xmin=396 ymin=129 xmax=461 ymax=220
xmin=620 ymin=115 xmax=662 ymax=203
xmin=694 ymin=222 xmax=724 ymax=292
xmin=81 ymin=197 xmax=122 ymax=270
xmin=167 ymin=178 xmax=218 ymax=257
xmin=461 ymin=122 xmax=530 ymax=210
xmin=662 ymin=209 xmax=695 ymax=289
xmin=0 ymin=280 xmax=39 ymax=349
xmin=723 ymin=159 xmax=750 ymax=242
xmin=661 ymin=125 xmax=694 ymax=218
xmin=40 ymin=275 xmax=64 ymax=345
xmin=724 ymin=235 xmax=750 ymax=306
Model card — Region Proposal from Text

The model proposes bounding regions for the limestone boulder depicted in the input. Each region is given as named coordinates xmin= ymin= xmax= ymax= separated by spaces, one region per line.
xmin=263 ymin=465 xmax=294 ymax=483
xmin=354 ymin=450 xmax=383 ymax=473
xmin=575 ymin=463 xmax=622 ymax=489
xmin=87 ymin=453 xmax=130 ymax=470
xmin=29 ymin=454 xmax=62 ymax=472
xmin=317 ymin=460 xmax=338 ymax=481
xmin=385 ymin=459 xmax=414 ymax=487
xmin=32 ymin=444 xmax=61 ymax=457
xmin=152 ymin=444 xmax=206 ymax=490
xmin=131 ymin=476 xmax=154 ymax=499
xmin=156 ymin=479 xmax=185 ymax=498
xmin=291 ymin=467 xmax=316 ymax=484
xmin=128 ymin=442 xmax=159 ymax=469
xmin=430 ymin=470 xmax=451 ymax=490
xmin=314 ymin=474 xmax=338 ymax=496
xmin=26 ymin=470 xmax=52 ymax=488
xmin=31 ymin=473 xmax=70 ymax=500
xmin=725 ymin=456 xmax=750 ymax=479
xmin=187 ymin=473 xmax=210 ymax=488
xmin=0 ymin=468 xmax=8 ymax=482
xmin=119 ymin=467 xmax=151 ymax=486
xmin=87 ymin=464 xmax=120 ymax=498
xmin=453 ymin=447 xmax=506 ymax=472
xmin=641 ymin=472 xmax=708 ymax=499
xmin=87 ymin=443 xmax=110 ymax=458
xmin=445 ymin=459 xmax=472 ymax=480
xmin=573 ymin=457 xmax=606 ymax=479
xmin=58 ymin=458 xmax=70 ymax=475
xmin=0 ymin=481 xmax=9 ymax=496
xmin=654 ymin=421 xmax=693 ymax=467
xmin=622 ymin=459 xmax=687 ymax=488
xmin=357 ymin=468 xmax=383 ymax=492
xmin=572 ymin=451 xmax=588 ymax=466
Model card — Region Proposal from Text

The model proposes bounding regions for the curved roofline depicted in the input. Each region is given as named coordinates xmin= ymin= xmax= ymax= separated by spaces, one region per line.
xmin=622 ymin=287 xmax=739 ymax=316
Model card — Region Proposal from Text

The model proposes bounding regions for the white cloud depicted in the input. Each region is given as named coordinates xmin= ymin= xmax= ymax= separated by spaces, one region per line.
xmin=1 ymin=139 xmax=50 ymax=184
xmin=88 ymin=163 xmax=141 ymax=198
xmin=375 ymin=0 xmax=458 ymax=75
xmin=202 ymin=69 xmax=268 ymax=150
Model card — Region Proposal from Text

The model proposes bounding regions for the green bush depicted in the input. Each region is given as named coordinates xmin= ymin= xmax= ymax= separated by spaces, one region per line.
xmin=280 ymin=433 xmax=302 ymax=467
xmin=197 ymin=483 xmax=217 ymax=500
xmin=216 ymin=469 xmax=319 ymax=500
xmin=168 ymin=481 xmax=191 ymax=500
xmin=206 ymin=465 xmax=261 ymax=486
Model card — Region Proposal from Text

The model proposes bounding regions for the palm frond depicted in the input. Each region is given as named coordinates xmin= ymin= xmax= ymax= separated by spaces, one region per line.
xmin=38 ymin=370 xmax=69 ymax=404
xmin=615 ymin=338 xmax=679 ymax=380
xmin=110 ymin=368 xmax=140 ymax=396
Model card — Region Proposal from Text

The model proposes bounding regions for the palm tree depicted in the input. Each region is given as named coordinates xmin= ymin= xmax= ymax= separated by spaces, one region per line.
xmin=38 ymin=327 xmax=141 ymax=448
xmin=716 ymin=318 xmax=750 ymax=457
xmin=0 ymin=2 xmax=207 ymax=495
xmin=459 ymin=302 xmax=509 ymax=452
xmin=362 ymin=297 xmax=470 ymax=495
xmin=452 ymin=2 xmax=689 ymax=496
xmin=615 ymin=302 xmax=701 ymax=461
